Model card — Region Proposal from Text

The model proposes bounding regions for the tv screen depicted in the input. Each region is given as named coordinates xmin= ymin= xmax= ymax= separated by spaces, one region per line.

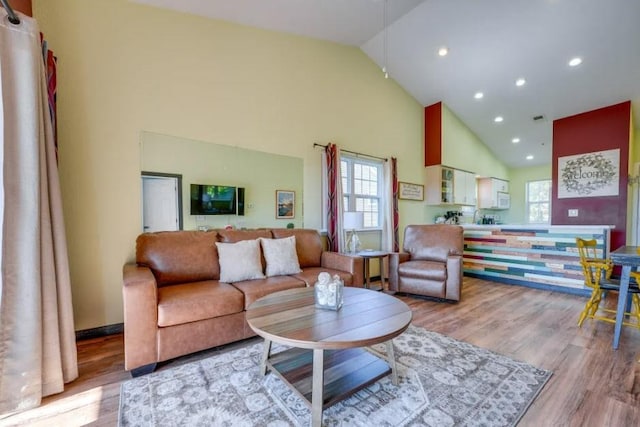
xmin=190 ymin=184 xmax=237 ymax=215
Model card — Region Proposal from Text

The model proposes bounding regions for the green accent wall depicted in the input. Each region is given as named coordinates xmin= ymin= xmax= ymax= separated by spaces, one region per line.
xmin=441 ymin=105 xmax=509 ymax=179
xmin=506 ymin=164 xmax=552 ymax=224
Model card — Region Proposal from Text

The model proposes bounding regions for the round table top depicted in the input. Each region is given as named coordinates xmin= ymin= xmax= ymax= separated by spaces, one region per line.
xmin=246 ymin=287 xmax=412 ymax=350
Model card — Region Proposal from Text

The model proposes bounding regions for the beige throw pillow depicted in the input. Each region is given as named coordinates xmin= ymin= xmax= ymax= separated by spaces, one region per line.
xmin=260 ymin=236 xmax=302 ymax=277
xmin=215 ymin=239 xmax=265 ymax=283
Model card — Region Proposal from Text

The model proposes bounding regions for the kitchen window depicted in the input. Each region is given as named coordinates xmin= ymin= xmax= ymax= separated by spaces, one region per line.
xmin=526 ymin=180 xmax=551 ymax=223
xmin=341 ymin=156 xmax=383 ymax=228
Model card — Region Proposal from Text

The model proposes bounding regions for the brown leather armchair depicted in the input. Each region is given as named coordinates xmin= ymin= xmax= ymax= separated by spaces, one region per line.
xmin=389 ymin=224 xmax=463 ymax=301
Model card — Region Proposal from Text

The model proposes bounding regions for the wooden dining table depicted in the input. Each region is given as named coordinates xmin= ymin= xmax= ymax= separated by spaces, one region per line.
xmin=609 ymin=245 xmax=640 ymax=349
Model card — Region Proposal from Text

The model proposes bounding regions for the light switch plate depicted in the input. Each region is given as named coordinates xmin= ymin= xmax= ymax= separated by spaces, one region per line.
xmin=568 ymin=209 xmax=578 ymax=217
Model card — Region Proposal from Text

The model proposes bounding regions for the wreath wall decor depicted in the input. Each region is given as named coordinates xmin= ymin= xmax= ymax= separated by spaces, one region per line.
xmin=558 ymin=149 xmax=619 ymax=199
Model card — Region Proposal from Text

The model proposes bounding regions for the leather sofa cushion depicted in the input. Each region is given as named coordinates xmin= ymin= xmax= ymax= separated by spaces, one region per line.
xmin=157 ymin=280 xmax=245 ymax=327
xmin=403 ymin=224 xmax=463 ymax=262
xmin=232 ymin=275 xmax=306 ymax=309
xmin=218 ymin=229 xmax=272 ymax=243
xmin=137 ymin=231 xmax=220 ymax=286
xmin=398 ymin=260 xmax=446 ymax=281
xmin=271 ymin=229 xmax=322 ymax=268
xmin=291 ymin=267 xmax=353 ymax=287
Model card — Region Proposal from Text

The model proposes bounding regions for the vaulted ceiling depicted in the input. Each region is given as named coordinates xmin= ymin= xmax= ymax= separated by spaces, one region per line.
xmin=131 ymin=0 xmax=640 ymax=168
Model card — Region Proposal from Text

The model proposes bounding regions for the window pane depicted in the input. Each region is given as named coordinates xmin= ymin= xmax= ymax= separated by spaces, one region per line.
xmin=341 ymin=156 xmax=384 ymax=229
xmin=527 ymin=180 xmax=551 ymax=223
xmin=341 ymin=160 xmax=349 ymax=194
xmin=354 ymin=164 xmax=362 ymax=179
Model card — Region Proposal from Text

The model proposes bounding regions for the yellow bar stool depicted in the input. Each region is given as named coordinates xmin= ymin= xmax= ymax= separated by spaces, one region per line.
xmin=576 ymin=238 xmax=640 ymax=328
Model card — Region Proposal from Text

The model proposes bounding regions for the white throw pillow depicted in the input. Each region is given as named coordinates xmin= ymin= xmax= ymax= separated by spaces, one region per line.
xmin=260 ymin=236 xmax=302 ymax=277
xmin=215 ymin=239 xmax=266 ymax=283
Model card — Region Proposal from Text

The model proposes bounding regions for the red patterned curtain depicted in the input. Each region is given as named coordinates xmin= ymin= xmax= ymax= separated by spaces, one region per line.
xmin=325 ymin=143 xmax=341 ymax=252
xmin=391 ymin=157 xmax=399 ymax=251
xmin=41 ymin=35 xmax=57 ymax=161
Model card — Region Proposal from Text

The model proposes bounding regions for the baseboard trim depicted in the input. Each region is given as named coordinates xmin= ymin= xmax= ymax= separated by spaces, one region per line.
xmin=76 ymin=323 xmax=124 ymax=341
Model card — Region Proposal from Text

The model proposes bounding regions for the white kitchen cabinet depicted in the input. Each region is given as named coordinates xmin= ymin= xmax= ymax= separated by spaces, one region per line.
xmin=478 ymin=177 xmax=510 ymax=209
xmin=426 ymin=165 xmax=476 ymax=206
xmin=453 ymin=169 xmax=477 ymax=206
xmin=425 ymin=165 xmax=453 ymax=204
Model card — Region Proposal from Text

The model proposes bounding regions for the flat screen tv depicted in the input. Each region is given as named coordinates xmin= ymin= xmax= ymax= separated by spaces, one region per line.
xmin=190 ymin=184 xmax=237 ymax=215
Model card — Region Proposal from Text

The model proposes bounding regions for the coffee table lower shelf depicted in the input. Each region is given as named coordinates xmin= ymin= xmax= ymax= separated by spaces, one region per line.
xmin=267 ymin=346 xmax=391 ymax=410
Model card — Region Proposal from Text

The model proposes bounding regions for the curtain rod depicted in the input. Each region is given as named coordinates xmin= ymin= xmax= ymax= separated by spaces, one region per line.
xmin=1 ymin=0 xmax=20 ymax=24
xmin=313 ymin=143 xmax=387 ymax=162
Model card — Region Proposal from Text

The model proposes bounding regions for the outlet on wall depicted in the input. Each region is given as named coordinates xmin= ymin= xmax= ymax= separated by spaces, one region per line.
xmin=568 ymin=209 xmax=578 ymax=217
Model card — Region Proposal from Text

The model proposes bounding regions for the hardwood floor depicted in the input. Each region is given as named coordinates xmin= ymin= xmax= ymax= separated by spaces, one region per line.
xmin=1 ymin=277 xmax=639 ymax=426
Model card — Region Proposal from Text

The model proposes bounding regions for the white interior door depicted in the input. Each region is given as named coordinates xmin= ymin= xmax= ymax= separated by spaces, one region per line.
xmin=142 ymin=176 xmax=179 ymax=232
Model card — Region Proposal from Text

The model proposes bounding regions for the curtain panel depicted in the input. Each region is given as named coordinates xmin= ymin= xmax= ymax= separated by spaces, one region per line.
xmin=0 ymin=11 xmax=77 ymax=415
xmin=323 ymin=143 xmax=345 ymax=252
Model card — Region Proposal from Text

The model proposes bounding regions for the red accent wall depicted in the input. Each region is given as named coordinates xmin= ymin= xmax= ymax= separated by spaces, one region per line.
xmin=552 ymin=101 xmax=631 ymax=250
xmin=5 ymin=0 xmax=32 ymax=16
xmin=425 ymin=102 xmax=442 ymax=166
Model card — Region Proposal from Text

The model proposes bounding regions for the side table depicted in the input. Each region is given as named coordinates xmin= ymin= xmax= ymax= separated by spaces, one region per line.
xmin=356 ymin=250 xmax=389 ymax=290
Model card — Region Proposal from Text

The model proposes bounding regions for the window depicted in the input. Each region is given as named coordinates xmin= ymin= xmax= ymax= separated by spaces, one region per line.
xmin=526 ymin=180 xmax=551 ymax=223
xmin=341 ymin=156 xmax=383 ymax=228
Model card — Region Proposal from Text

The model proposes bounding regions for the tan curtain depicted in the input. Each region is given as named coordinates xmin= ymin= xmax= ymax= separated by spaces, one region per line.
xmin=0 ymin=11 xmax=78 ymax=415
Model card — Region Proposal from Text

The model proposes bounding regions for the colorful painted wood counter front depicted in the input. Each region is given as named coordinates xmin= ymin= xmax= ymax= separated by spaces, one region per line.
xmin=463 ymin=224 xmax=613 ymax=295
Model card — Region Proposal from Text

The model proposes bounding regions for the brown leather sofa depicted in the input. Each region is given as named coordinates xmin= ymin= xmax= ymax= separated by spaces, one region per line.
xmin=389 ymin=224 xmax=463 ymax=301
xmin=122 ymin=228 xmax=363 ymax=376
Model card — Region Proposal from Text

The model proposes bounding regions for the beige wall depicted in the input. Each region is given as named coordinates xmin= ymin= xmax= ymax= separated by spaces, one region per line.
xmin=33 ymin=0 xmax=425 ymax=330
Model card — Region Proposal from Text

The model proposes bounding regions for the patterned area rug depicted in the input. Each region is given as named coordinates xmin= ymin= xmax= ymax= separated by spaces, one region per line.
xmin=119 ymin=325 xmax=551 ymax=426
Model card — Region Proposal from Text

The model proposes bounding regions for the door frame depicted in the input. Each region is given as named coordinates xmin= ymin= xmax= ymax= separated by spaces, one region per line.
xmin=141 ymin=171 xmax=184 ymax=231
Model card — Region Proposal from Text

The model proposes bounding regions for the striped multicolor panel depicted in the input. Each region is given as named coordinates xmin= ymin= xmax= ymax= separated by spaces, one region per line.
xmin=463 ymin=226 xmax=610 ymax=296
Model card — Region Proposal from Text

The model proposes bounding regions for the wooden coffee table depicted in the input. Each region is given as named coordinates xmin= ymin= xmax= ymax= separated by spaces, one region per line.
xmin=246 ymin=287 xmax=412 ymax=427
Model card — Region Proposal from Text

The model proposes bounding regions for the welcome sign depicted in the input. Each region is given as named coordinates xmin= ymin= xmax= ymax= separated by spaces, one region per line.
xmin=558 ymin=148 xmax=620 ymax=199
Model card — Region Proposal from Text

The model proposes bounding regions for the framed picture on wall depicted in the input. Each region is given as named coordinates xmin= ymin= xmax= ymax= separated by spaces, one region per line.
xmin=276 ymin=190 xmax=295 ymax=219
xmin=398 ymin=182 xmax=424 ymax=201
xmin=557 ymin=148 xmax=620 ymax=198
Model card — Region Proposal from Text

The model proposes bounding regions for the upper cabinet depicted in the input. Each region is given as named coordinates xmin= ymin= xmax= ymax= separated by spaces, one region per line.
xmin=478 ymin=178 xmax=510 ymax=209
xmin=426 ymin=165 xmax=476 ymax=206
xmin=453 ymin=169 xmax=477 ymax=206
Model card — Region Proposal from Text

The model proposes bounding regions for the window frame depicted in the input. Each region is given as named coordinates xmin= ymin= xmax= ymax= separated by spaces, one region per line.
xmin=526 ymin=179 xmax=552 ymax=224
xmin=341 ymin=155 xmax=384 ymax=230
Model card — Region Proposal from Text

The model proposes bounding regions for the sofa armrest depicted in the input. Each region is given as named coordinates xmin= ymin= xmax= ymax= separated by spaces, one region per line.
xmin=445 ymin=255 xmax=463 ymax=301
xmin=123 ymin=263 xmax=159 ymax=371
xmin=389 ymin=252 xmax=411 ymax=292
xmin=320 ymin=252 xmax=364 ymax=287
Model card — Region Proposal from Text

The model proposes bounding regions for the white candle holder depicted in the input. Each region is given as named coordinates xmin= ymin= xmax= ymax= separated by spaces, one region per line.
xmin=314 ymin=272 xmax=344 ymax=311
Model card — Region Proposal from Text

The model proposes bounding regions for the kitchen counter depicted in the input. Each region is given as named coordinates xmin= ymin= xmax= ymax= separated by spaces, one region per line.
xmin=462 ymin=224 xmax=615 ymax=230
xmin=463 ymin=224 xmax=613 ymax=295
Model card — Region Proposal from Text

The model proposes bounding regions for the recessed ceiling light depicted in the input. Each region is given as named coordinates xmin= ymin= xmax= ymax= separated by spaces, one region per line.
xmin=515 ymin=78 xmax=526 ymax=87
xmin=438 ymin=47 xmax=448 ymax=57
xmin=474 ymin=92 xmax=484 ymax=99
xmin=526 ymin=155 xmax=534 ymax=160
xmin=512 ymin=138 xmax=520 ymax=143
xmin=494 ymin=116 xmax=504 ymax=123
xmin=569 ymin=57 xmax=582 ymax=67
